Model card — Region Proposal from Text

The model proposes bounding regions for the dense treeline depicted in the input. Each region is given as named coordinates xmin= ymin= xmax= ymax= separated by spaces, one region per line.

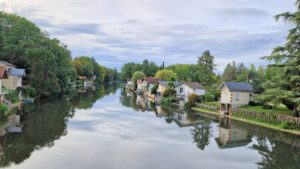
xmin=0 ymin=12 xmax=117 ymax=97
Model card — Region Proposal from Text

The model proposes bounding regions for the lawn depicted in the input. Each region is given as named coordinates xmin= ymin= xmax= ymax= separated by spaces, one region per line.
xmin=201 ymin=101 xmax=220 ymax=107
xmin=239 ymin=105 xmax=293 ymax=116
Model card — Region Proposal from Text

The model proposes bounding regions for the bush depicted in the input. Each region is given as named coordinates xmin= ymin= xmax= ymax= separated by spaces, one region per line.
xmin=199 ymin=93 xmax=215 ymax=102
xmin=0 ymin=104 xmax=8 ymax=117
xmin=5 ymin=90 xmax=19 ymax=103
xmin=187 ymin=94 xmax=198 ymax=107
xmin=23 ymin=86 xmax=37 ymax=98
xmin=162 ymin=88 xmax=177 ymax=98
xmin=262 ymin=104 xmax=273 ymax=109
xmin=281 ymin=121 xmax=297 ymax=129
xmin=151 ymin=84 xmax=158 ymax=95
xmin=161 ymin=96 xmax=177 ymax=105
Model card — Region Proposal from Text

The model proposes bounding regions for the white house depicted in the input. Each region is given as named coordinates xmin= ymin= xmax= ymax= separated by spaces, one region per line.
xmin=0 ymin=61 xmax=25 ymax=90
xmin=218 ymin=82 xmax=254 ymax=113
xmin=157 ymin=80 xmax=180 ymax=96
xmin=175 ymin=82 xmax=206 ymax=101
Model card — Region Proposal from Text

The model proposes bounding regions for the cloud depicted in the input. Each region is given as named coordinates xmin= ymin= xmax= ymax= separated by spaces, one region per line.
xmin=1 ymin=0 xmax=296 ymax=71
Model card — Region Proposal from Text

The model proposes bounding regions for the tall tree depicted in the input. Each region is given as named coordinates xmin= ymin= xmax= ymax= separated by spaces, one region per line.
xmin=197 ymin=50 xmax=216 ymax=86
xmin=261 ymin=0 xmax=300 ymax=116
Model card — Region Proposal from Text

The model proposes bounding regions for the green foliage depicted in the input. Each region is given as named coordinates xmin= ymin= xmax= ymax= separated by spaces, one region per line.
xmin=0 ymin=12 xmax=78 ymax=96
xmin=150 ymin=84 xmax=158 ymax=95
xmin=260 ymin=2 xmax=300 ymax=116
xmin=23 ymin=86 xmax=37 ymax=98
xmin=161 ymin=96 xmax=177 ymax=105
xmin=0 ymin=104 xmax=8 ymax=117
xmin=162 ymin=88 xmax=177 ymax=98
xmin=155 ymin=70 xmax=177 ymax=81
xmin=5 ymin=90 xmax=19 ymax=103
xmin=131 ymin=71 xmax=145 ymax=89
xmin=280 ymin=121 xmax=297 ymax=130
xmin=196 ymin=50 xmax=217 ymax=86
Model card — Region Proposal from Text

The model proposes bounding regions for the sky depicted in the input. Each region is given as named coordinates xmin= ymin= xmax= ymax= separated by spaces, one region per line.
xmin=0 ymin=0 xmax=296 ymax=71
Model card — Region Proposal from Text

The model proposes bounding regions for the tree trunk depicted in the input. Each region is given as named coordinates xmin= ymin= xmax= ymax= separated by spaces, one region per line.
xmin=293 ymin=104 xmax=299 ymax=117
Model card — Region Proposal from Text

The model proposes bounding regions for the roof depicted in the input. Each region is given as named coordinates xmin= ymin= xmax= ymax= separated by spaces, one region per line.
xmin=177 ymin=82 xmax=205 ymax=90
xmin=219 ymin=82 xmax=254 ymax=92
xmin=0 ymin=66 xmax=8 ymax=79
xmin=0 ymin=61 xmax=15 ymax=68
xmin=158 ymin=80 xmax=180 ymax=87
xmin=7 ymin=68 xmax=25 ymax=76
xmin=144 ymin=77 xmax=160 ymax=84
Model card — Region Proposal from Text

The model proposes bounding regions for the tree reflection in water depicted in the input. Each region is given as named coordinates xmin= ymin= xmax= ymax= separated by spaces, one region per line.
xmin=0 ymin=85 xmax=117 ymax=168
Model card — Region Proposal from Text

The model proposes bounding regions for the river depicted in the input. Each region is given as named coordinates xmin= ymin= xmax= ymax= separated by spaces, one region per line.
xmin=0 ymin=85 xmax=299 ymax=169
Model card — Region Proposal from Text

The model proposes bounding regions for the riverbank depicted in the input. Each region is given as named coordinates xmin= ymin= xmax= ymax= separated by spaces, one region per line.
xmin=192 ymin=107 xmax=300 ymax=136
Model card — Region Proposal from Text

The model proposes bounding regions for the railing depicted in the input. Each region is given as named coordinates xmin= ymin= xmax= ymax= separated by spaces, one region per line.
xmin=231 ymin=108 xmax=300 ymax=128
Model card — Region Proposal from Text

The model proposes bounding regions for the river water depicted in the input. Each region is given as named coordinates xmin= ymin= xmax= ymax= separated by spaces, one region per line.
xmin=0 ymin=85 xmax=299 ymax=169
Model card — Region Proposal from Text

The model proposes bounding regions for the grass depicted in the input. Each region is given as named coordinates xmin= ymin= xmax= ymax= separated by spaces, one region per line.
xmin=199 ymin=101 xmax=220 ymax=107
xmin=239 ymin=105 xmax=292 ymax=116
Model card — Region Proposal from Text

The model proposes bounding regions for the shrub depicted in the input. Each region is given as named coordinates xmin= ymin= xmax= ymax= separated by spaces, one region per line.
xmin=23 ymin=86 xmax=37 ymax=98
xmin=161 ymin=96 xmax=177 ymax=105
xmin=162 ymin=88 xmax=177 ymax=98
xmin=199 ymin=93 xmax=215 ymax=102
xmin=262 ymin=104 xmax=273 ymax=109
xmin=151 ymin=84 xmax=158 ymax=95
xmin=187 ymin=94 xmax=198 ymax=107
xmin=281 ymin=121 xmax=297 ymax=129
xmin=5 ymin=90 xmax=19 ymax=103
xmin=0 ymin=104 xmax=8 ymax=117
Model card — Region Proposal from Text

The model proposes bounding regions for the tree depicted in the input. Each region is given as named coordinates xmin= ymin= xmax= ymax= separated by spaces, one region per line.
xmin=155 ymin=70 xmax=177 ymax=81
xmin=260 ymin=1 xmax=300 ymax=116
xmin=120 ymin=62 xmax=135 ymax=81
xmin=197 ymin=50 xmax=217 ymax=86
xmin=132 ymin=71 xmax=145 ymax=89
xmin=142 ymin=59 xmax=150 ymax=76
xmin=0 ymin=12 xmax=78 ymax=96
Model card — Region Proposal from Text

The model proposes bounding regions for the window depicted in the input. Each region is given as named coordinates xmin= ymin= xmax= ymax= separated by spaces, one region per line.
xmin=235 ymin=93 xmax=240 ymax=101
xmin=180 ymin=87 xmax=183 ymax=93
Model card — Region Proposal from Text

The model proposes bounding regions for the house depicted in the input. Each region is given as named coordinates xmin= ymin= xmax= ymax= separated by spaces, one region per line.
xmin=142 ymin=77 xmax=160 ymax=98
xmin=215 ymin=116 xmax=251 ymax=149
xmin=157 ymin=80 xmax=180 ymax=96
xmin=173 ymin=112 xmax=202 ymax=127
xmin=0 ymin=66 xmax=8 ymax=103
xmin=0 ymin=61 xmax=25 ymax=90
xmin=136 ymin=79 xmax=147 ymax=92
xmin=218 ymin=82 xmax=254 ymax=113
xmin=126 ymin=78 xmax=133 ymax=89
xmin=175 ymin=82 xmax=205 ymax=101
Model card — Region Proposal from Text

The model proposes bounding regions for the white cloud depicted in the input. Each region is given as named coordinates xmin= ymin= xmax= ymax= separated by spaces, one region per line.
xmin=0 ymin=0 xmax=296 ymax=71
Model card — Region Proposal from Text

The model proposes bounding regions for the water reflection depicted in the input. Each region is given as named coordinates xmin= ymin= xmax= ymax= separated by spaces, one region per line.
xmin=0 ymin=86 xmax=300 ymax=169
xmin=0 ymin=85 xmax=117 ymax=168
xmin=120 ymin=88 xmax=300 ymax=168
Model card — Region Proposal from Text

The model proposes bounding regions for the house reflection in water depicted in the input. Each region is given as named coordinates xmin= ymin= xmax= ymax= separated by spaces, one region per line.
xmin=173 ymin=113 xmax=202 ymax=128
xmin=0 ymin=113 xmax=23 ymax=154
xmin=215 ymin=116 xmax=251 ymax=149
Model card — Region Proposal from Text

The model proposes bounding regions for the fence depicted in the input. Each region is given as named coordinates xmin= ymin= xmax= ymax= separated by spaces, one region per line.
xmin=231 ymin=108 xmax=300 ymax=129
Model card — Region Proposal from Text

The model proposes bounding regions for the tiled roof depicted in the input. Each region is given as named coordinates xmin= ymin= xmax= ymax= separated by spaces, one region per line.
xmin=220 ymin=82 xmax=254 ymax=92
xmin=7 ymin=68 xmax=25 ymax=76
xmin=158 ymin=80 xmax=180 ymax=86
xmin=144 ymin=77 xmax=160 ymax=84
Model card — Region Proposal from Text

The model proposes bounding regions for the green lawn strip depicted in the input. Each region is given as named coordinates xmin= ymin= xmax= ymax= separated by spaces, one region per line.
xmin=201 ymin=102 xmax=220 ymax=107
xmin=192 ymin=107 xmax=300 ymax=136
